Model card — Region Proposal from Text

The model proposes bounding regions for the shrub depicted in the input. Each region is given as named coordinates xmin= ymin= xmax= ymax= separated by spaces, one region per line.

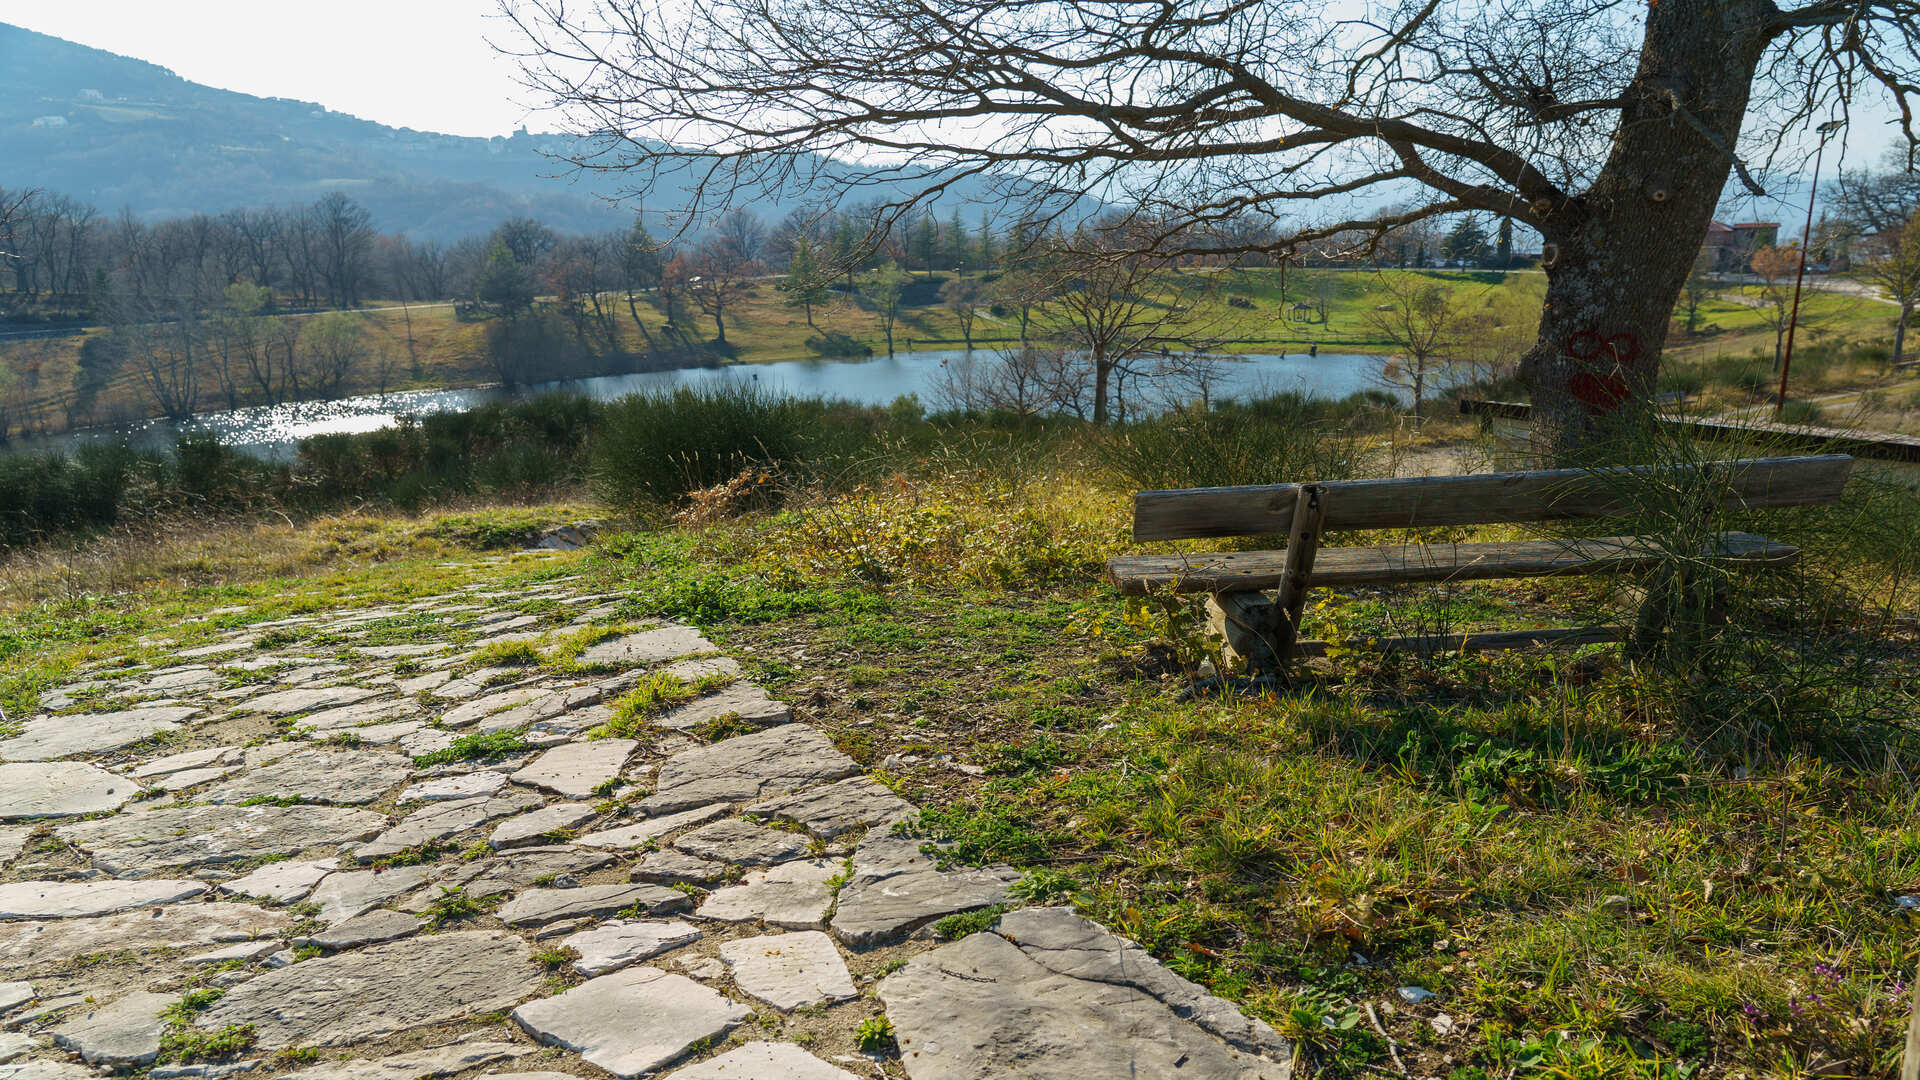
xmin=1777 ymin=399 xmax=1824 ymax=425
xmin=0 ymin=442 xmax=161 ymax=549
xmin=1095 ymin=393 xmax=1371 ymax=491
xmin=591 ymin=385 xmax=829 ymax=511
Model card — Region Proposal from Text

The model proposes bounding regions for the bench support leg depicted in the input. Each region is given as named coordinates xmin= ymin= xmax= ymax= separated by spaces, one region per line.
xmin=1207 ymin=592 xmax=1278 ymax=672
xmin=1264 ymin=484 xmax=1327 ymax=676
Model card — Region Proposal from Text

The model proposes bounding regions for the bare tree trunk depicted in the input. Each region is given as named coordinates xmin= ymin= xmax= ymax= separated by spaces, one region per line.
xmin=1895 ymin=304 xmax=1912 ymax=368
xmin=400 ymin=298 xmax=420 ymax=380
xmin=1093 ymin=352 xmax=1113 ymax=424
xmin=625 ymin=290 xmax=658 ymax=352
xmin=1519 ymin=0 xmax=1772 ymax=452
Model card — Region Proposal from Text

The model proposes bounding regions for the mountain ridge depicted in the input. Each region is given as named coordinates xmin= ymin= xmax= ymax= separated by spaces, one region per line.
xmin=0 ymin=21 xmax=647 ymax=240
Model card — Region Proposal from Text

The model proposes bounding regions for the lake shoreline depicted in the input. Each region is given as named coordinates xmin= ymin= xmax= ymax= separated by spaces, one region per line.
xmin=5 ymin=348 xmax=1398 ymax=462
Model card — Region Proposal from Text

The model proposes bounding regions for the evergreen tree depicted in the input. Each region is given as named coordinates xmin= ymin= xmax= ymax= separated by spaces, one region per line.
xmin=474 ymin=240 xmax=536 ymax=315
xmin=780 ymin=236 xmax=831 ymax=327
xmin=1441 ymin=217 xmax=1490 ymax=267
xmin=827 ymin=216 xmax=865 ymax=294
xmin=947 ymin=209 xmax=970 ymax=271
xmin=914 ymin=212 xmax=939 ymax=275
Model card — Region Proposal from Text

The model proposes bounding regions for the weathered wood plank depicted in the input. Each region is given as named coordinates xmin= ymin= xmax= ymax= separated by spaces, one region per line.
xmin=1106 ymin=532 xmax=1799 ymax=595
xmin=1271 ymin=484 xmax=1327 ymax=669
xmin=1130 ymin=456 xmax=1854 ymax=541
xmin=1292 ymin=625 xmax=1624 ymax=657
xmin=1460 ymin=398 xmax=1920 ymax=465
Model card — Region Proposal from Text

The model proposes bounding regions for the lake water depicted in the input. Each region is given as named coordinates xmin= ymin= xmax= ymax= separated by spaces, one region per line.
xmin=17 ymin=348 xmax=1389 ymax=460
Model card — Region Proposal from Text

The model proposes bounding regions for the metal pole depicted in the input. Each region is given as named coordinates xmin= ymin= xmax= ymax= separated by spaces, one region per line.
xmin=1775 ymin=123 xmax=1843 ymax=419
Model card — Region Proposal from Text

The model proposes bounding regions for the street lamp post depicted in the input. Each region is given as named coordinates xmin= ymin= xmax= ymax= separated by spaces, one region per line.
xmin=1775 ymin=119 xmax=1847 ymax=421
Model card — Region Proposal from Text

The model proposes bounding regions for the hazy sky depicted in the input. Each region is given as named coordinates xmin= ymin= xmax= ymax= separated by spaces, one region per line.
xmin=1 ymin=0 xmax=1902 ymax=205
xmin=0 ymin=1 xmax=544 ymax=136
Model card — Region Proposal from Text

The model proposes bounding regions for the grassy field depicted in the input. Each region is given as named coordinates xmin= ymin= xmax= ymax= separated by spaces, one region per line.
xmin=0 ymin=270 xmax=1529 ymax=437
xmin=4 ymin=391 xmax=1916 ymax=1078
xmin=1 ymin=268 xmax=1907 ymax=441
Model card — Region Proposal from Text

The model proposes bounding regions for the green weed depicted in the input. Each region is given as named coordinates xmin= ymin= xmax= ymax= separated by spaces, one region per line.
xmin=410 ymin=728 xmax=532 ymax=767
xmin=855 ymin=1015 xmax=896 ymax=1053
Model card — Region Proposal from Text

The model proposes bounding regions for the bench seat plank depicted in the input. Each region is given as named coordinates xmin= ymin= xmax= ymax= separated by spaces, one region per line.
xmin=1105 ymin=532 xmax=1798 ymax=595
xmin=1131 ymin=455 xmax=1855 ymax=541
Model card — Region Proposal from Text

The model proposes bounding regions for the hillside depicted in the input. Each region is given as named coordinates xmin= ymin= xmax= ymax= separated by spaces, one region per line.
xmin=0 ymin=24 xmax=751 ymax=240
xmin=0 ymin=23 xmax=1013 ymax=242
xmin=0 ymin=21 xmax=642 ymax=239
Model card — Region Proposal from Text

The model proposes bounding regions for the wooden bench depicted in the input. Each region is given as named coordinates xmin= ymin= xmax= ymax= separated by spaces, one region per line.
xmin=1104 ymin=455 xmax=1856 ymax=674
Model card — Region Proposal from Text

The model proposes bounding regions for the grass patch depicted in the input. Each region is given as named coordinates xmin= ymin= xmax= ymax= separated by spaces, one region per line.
xmin=467 ymin=639 xmax=543 ymax=667
xmin=157 ymin=1024 xmax=257 ymax=1064
xmin=691 ymin=712 xmax=757 ymax=742
xmin=533 ymin=946 xmax=580 ymax=968
xmin=421 ymin=887 xmax=491 ymax=928
xmin=410 ymin=728 xmax=533 ymax=767
xmin=588 ymin=670 xmax=730 ymax=738
xmin=931 ymin=905 xmax=1006 ymax=940
xmin=157 ymin=990 xmax=255 ymax=1064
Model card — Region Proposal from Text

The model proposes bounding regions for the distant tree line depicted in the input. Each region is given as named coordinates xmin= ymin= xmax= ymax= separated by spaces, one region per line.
xmin=0 ymin=179 xmax=1573 ymax=434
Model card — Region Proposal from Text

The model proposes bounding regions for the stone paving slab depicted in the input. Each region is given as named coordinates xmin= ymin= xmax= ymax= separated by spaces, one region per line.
xmin=400 ymin=771 xmax=507 ymax=802
xmin=0 ymin=880 xmax=207 ymax=920
xmin=719 ymin=931 xmax=857 ymax=1011
xmin=878 ymin=913 xmax=1292 ymax=1079
xmin=305 ymin=909 xmax=425 ymax=950
xmin=829 ymin=834 xmax=1020 ymax=946
xmin=351 ymin=794 xmax=540 ymax=863
xmin=748 ymin=777 xmax=916 ymax=841
xmin=0 ymin=707 xmax=200 ymax=762
xmin=54 ymin=804 xmax=388 ymax=875
xmin=130 ymin=746 xmax=243 ymax=781
xmin=574 ymin=803 xmax=729 ymax=849
xmin=308 ymin=866 xmax=434 ymax=924
xmin=196 ymin=931 xmax=541 ymax=1048
xmin=239 ymin=686 xmax=381 ymax=718
xmin=496 ymin=884 xmax=688 ymax=927
xmin=560 ymin=920 xmax=702 ymax=976
xmin=629 ymin=850 xmax=729 ymax=887
xmin=512 ymin=966 xmax=750 ymax=1078
xmin=664 ymin=1041 xmax=859 ymax=1079
xmin=672 ymin=818 xmax=813 ymax=867
xmin=577 ymin=626 xmax=715 ymax=668
xmin=276 ymin=1042 xmax=531 ymax=1080
xmin=639 ymin=725 xmax=861 ymax=814
xmin=0 ymin=763 xmax=142 ymax=821
xmin=0 ymin=904 xmax=292 ymax=969
xmin=696 ymin=859 xmax=839 ymax=929
xmin=49 ymin=991 xmax=177 ymax=1068
xmin=0 ymin=1059 xmax=96 ymax=1080
xmin=298 ymin=699 xmax=417 ymax=732
xmin=490 ymin=802 xmax=600 ymax=849
xmin=217 ymin=859 xmax=338 ymax=903
xmin=421 ymin=846 xmax=616 ymax=902
xmin=510 ymin=740 xmax=636 ymax=799
xmin=201 ymin=748 xmax=410 ymax=806
xmin=994 ymin=907 xmax=1295 ymax=1062
xmin=440 ymin=687 xmax=549 ymax=729
xmin=652 ymin=684 xmax=792 ymax=733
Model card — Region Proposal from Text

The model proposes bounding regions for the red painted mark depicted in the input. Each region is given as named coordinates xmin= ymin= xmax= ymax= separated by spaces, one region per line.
xmin=1564 ymin=330 xmax=1646 ymax=415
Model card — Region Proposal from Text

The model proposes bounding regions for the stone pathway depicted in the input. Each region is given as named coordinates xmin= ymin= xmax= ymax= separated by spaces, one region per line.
xmin=0 ymin=562 xmax=1292 ymax=1078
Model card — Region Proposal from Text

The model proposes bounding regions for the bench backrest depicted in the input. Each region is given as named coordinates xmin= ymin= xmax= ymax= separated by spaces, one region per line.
xmin=1131 ymin=455 xmax=1855 ymax=541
